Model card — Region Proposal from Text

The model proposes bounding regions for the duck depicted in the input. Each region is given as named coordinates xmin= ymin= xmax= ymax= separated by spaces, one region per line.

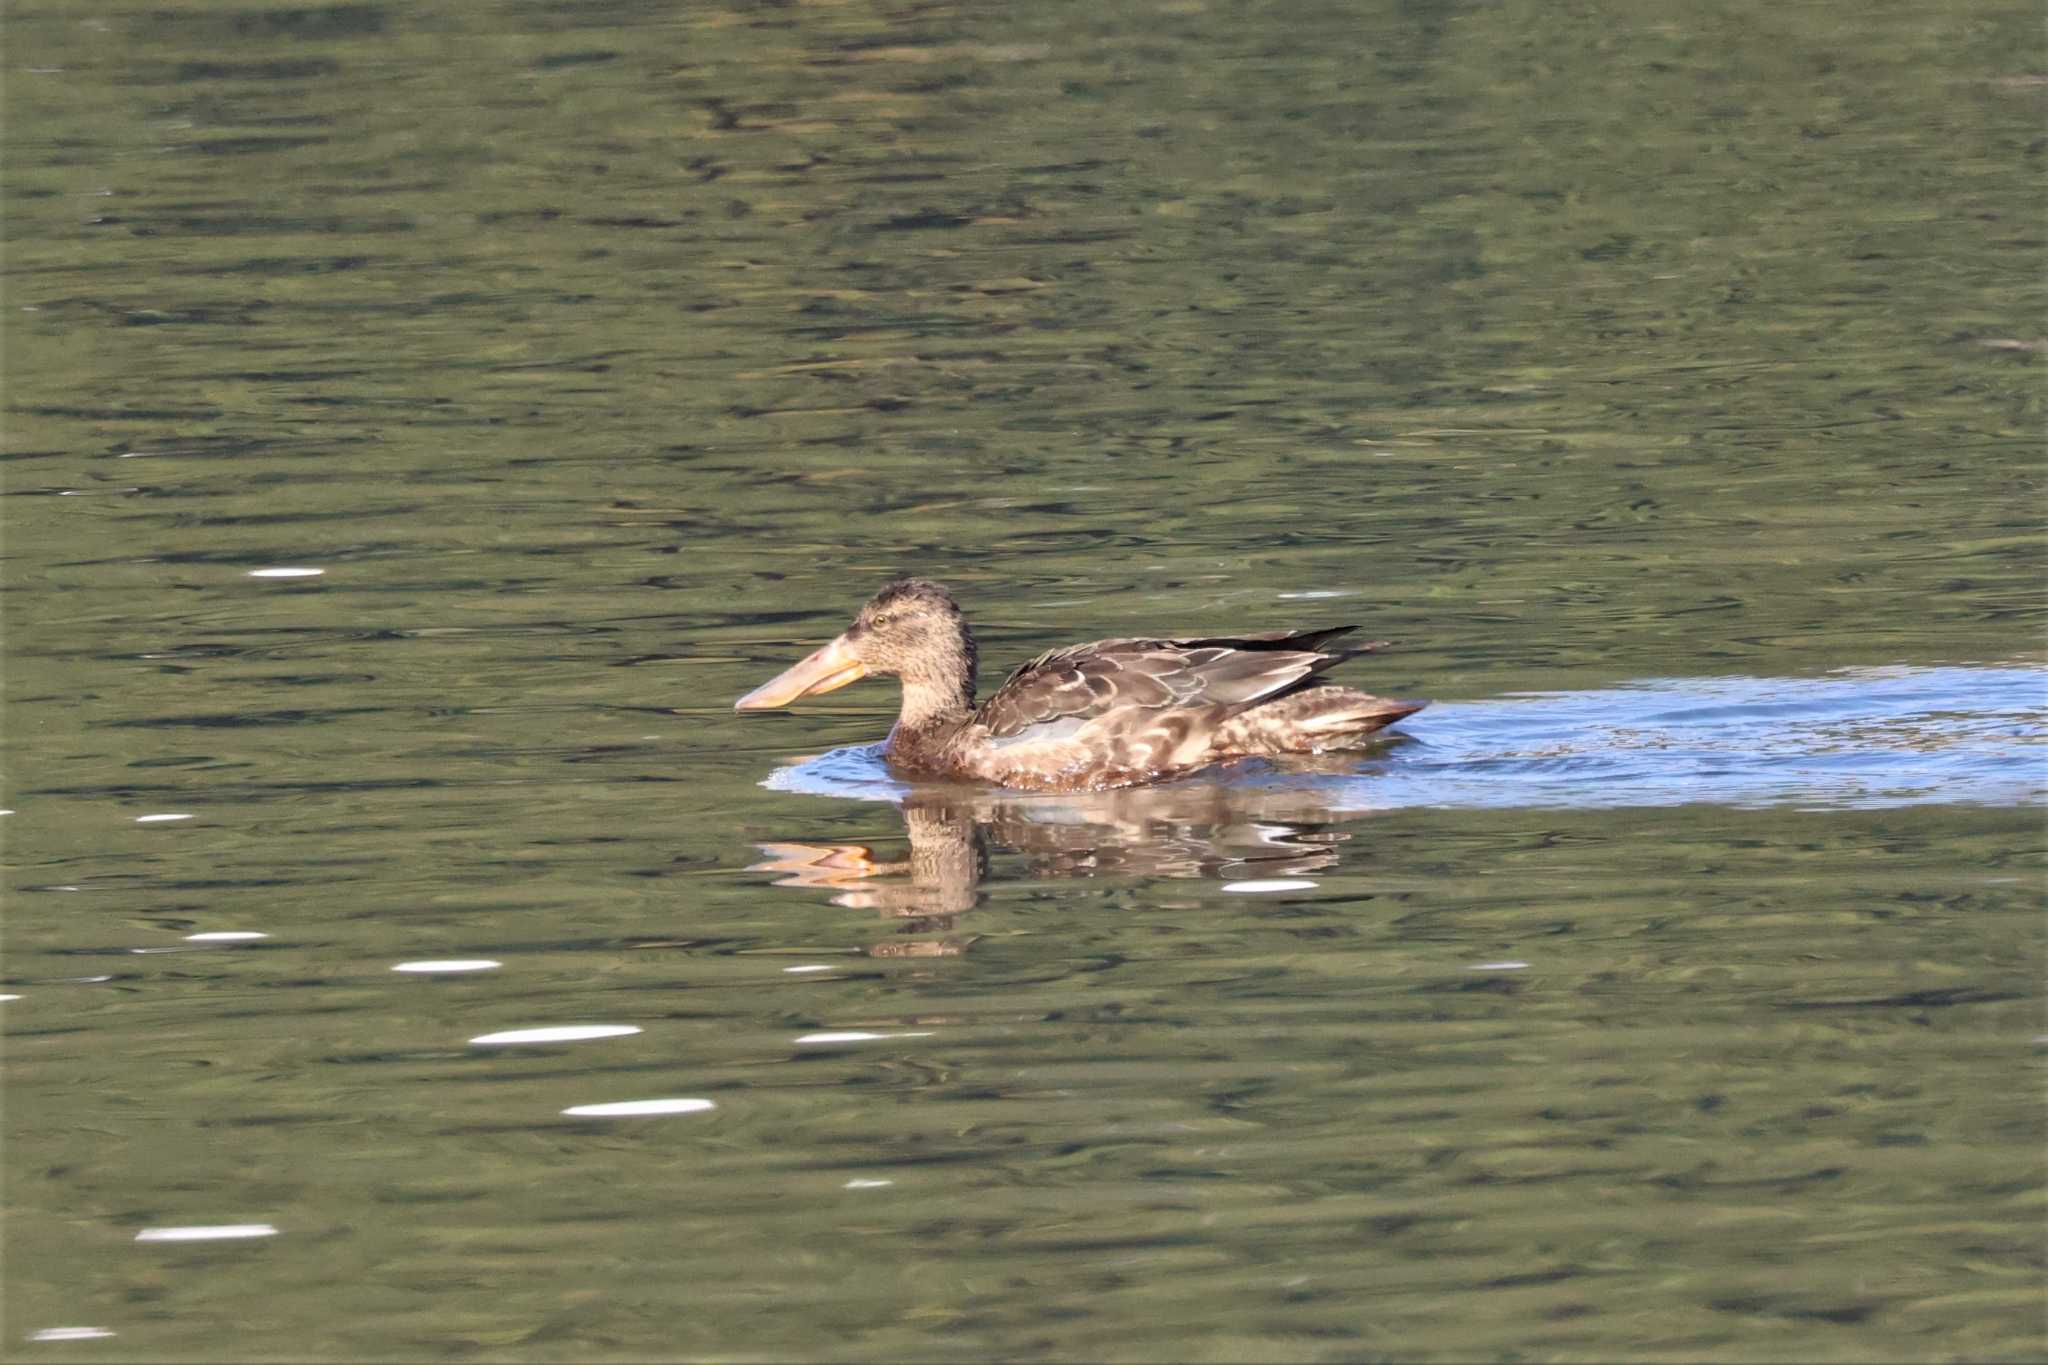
xmin=734 ymin=578 xmax=1426 ymax=793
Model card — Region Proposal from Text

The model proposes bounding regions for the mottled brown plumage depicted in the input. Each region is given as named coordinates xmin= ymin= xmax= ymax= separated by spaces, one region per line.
xmin=735 ymin=578 xmax=1427 ymax=792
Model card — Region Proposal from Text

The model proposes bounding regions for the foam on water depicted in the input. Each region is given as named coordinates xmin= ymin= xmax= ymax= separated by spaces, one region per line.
xmin=764 ymin=665 xmax=2046 ymax=811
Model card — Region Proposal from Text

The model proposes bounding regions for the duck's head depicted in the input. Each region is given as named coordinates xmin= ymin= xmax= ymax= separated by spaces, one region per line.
xmin=735 ymin=578 xmax=977 ymax=713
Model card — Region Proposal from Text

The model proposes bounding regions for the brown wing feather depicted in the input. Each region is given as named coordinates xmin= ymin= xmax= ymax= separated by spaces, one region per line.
xmin=976 ymin=627 xmax=1377 ymax=739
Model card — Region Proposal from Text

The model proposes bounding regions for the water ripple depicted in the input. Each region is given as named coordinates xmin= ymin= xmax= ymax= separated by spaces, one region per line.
xmin=765 ymin=665 xmax=2046 ymax=811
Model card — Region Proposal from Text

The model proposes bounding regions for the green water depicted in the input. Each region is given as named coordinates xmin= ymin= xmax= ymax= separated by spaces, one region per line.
xmin=5 ymin=0 xmax=2043 ymax=1359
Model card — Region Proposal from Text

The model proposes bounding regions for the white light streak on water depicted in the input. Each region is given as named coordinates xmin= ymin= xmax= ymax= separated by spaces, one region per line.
xmin=135 ymin=1224 xmax=278 ymax=1242
xmin=561 ymin=1099 xmax=715 ymax=1117
xmin=469 ymin=1025 xmax=641 ymax=1046
xmin=30 ymin=1328 xmax=117 ymax=1342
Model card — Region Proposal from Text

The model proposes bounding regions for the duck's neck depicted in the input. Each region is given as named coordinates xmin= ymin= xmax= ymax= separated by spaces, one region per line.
xmin=890 ymin=623 xmax=977 ymax=749
xmin=897 ymin=678 xmax=974 ymax=734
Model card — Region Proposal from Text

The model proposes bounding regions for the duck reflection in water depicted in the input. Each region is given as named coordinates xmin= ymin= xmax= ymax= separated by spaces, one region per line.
xmin=748 ymin=769 xmax=1391 ymax=957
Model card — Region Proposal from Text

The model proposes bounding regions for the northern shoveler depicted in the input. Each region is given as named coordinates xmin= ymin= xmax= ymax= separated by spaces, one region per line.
xmin=734 ymin=578 xmax=1426 ymax=792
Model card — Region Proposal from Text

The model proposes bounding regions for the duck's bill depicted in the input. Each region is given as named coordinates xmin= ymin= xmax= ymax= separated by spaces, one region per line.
xmin=734 ymin=637 xmax=868 ymax=710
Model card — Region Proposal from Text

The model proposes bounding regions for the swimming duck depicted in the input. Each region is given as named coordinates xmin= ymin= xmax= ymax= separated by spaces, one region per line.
xmin=734 ymin=578 xmax=1426 ymax=792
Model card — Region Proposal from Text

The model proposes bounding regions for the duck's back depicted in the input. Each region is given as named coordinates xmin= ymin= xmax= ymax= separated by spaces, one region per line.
xmin=977 ymin=628 xmax=1364 ymax=738
xmin=895 ymin=627 xmax=1406 ymax=791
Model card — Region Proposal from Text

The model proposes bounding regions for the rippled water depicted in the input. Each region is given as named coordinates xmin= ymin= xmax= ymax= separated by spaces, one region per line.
xmin=6 ymin=0 xmax=2044 ymax=1359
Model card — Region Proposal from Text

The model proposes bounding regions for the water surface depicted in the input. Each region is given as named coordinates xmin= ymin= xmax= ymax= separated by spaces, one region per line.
xmin=5 ymin=0 xmax=2043 ymax=1359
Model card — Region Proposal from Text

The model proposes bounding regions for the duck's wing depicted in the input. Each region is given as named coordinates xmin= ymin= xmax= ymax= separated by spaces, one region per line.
xmin=976 ymin=626 xmax=1378 ymax=740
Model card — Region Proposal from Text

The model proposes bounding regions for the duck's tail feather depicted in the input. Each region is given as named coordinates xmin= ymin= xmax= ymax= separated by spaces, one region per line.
xmin=1214 ymin=686 xmax=1427 ymax=757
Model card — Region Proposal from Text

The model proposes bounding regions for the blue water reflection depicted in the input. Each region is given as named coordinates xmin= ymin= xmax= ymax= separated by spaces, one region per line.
xmin=765 ymin=665 xmax=2046 ymax=811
